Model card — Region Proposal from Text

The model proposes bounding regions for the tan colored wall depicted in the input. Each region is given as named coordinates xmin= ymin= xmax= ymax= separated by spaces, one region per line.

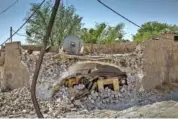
xmin=0 ymin=66 xmax=4 ymax=88
xmin=141 ymin=37 xmax=178 ymax=91
xmin=160 ymin=32 xmax=175 ymax=40
xmin=3 ymin=42 xmax=29 ymax=90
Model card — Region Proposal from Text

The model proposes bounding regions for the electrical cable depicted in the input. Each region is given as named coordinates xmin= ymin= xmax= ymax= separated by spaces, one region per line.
xmin=97 ymin=0 xmax=141 ymax=28
xmin=1 ymin=0 xmax=45 ymax=46
xmin=97 ymin=0 xmax=175 ymax=41
xmin=0 ymin=0 xmax=19 ymax=16
xmin=12 ymin=29 xmax=26 ymax=37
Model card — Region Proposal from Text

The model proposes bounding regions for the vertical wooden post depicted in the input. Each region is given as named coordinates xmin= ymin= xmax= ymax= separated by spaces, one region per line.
xmin=10 ymin=27 xmax=12 ymax=42
xmin=113 ymin=78 xmax=119 ymax=91
xmin=97 ymin=79 xmax=104 ymax=91
xmin=91 ymin=43 xmax=93 ymax=55
xmin=31 ymin=0 xmax=60 ymax=118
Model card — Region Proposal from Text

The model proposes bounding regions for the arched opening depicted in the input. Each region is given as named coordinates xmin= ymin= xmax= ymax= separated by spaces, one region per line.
xmin=68 ymin=61 xmax=126 ymax=76
xmin=55 ymin=61 xmax=128 ymax=94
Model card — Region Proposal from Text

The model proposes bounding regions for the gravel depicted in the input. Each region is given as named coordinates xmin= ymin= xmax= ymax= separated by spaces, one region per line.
xmin=0 ymin=86 xmax=176 ymax=118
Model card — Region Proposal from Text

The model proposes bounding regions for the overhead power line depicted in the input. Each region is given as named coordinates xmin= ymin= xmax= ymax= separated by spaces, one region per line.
xmin=97 ymin=0 xmax=174 ymax=41
xmin=1 ymin=0 xmax=46 ymax=46
xmin=0 ymin=0 xmax=19 ymax=16
xmin=12 ymin=29 xmax=26 ymax=37
xmin=97 ymin=0 xmax=141 ymax=28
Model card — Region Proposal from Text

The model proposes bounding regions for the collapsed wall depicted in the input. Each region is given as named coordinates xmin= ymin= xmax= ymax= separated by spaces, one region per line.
xmin=21 ymin=43 xmax=143 ymax=101
xmin=2 ymin=38 xmax=178 ymax=116
xmin=3 ymin=38 xmax=178 ymax=103
xmin=53 ymin=37 xmax=178 ymax=110
xmin=1 ymin=39 xmax=173 ymax=94
xmin=66 ymin=45 xmax=144 ymax=110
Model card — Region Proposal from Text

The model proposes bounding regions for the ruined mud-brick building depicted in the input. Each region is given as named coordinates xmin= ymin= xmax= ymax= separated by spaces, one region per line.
xmin=0 ymin=32 xmax=178 ymax=93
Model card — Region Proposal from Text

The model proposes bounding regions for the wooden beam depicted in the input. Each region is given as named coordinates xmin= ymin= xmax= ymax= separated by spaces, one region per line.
xmin=97 ymin=77 xmax=120 ymax=91
xmin=102 ymin=78 xmax=113 ymax=85
xmin=97 ymin=79 xmax=104 ymax=91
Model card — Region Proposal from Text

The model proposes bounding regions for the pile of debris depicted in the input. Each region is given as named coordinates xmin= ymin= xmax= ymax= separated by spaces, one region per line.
xmin=51 ymin=70 xmax=158 ymax=111
xmin=21 ymin=52 xmax=69 ymax=100
xmin=0 ymin=87 xmax=35 ymax=117
xmin=0 ymin=85 xmax=171 ymax=118
xmin=52 ymin=81 xmax=164 ymax=112
xmin=0 ymin=44 xmax=173 ymax=118
xmin=20 ymin=44 xmax=148 ymax=109
xmin=0 ymin=86 xmax=82 ymax=118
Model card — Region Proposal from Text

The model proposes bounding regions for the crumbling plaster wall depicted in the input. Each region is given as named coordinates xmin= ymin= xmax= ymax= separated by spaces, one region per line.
xmin=1 ymin=42 xmax=29 ymax=90
xmin=141 ymin=34 xmax=178 ymax=91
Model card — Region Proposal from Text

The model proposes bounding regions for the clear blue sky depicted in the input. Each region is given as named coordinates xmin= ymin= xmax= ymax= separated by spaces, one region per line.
xmin=0 ymin=0 xmax=178 ymax=44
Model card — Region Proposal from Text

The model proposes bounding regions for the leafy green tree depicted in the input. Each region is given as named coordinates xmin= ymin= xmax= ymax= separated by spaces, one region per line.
xmin=80 ymin=23 xmax=106 ymax=43
xmin=133 ymin=21 xmax=178 ymax=43
xmin=25 ymin=1 xmax=83 ymax=46
xmin=103 ymin=23 xmax=125 ymax=44
xmin=80 ymin=23 xmax=125 ymax=44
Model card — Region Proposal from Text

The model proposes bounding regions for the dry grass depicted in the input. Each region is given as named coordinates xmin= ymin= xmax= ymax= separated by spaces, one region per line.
xmin=84 ymin=43 xmax=136 ymax=54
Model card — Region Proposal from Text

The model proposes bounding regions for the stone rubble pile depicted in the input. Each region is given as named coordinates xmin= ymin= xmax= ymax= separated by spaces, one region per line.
xmin=78 ymin=76 xmax=138 ymax=110
xmin=20 ymin=43 xmax=145 ymax=101
xmin=51 ymin=72 xmax=164 ymax=111
xmin=20 ymin=46 xmax=151 ymax=110
xmin=21 ymin=52 xmax=68 ymax=100
xmin=0 ymin=85 xmax=170 ymax=118
xmin=0 ymin=86 xmax=80 ymax=118
xmin=20 ymin=45 xmax=162 ymax=111
xmin=0 ymin=87 xmax=35 ymax=117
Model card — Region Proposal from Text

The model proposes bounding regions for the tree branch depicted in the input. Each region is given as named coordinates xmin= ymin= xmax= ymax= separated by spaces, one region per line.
xmin=30 ymin=0 xmax=60 ymax=118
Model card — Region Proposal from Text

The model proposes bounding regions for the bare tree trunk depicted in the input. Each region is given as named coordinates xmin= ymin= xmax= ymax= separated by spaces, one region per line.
xmin=30 ymin=0 xmax=60 ymax=118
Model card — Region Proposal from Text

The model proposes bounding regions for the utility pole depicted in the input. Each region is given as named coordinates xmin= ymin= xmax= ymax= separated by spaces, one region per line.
xmin=30 ymin=0 xmax=60 ymax=118
xmin=10 ymin=27 xmax=12 ymax=42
